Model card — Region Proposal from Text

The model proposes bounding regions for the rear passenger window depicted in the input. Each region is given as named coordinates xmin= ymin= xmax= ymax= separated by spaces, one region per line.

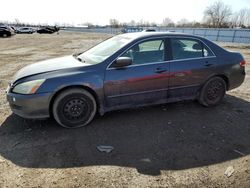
xmin=171 ymin=39 xmax=213 ymax=60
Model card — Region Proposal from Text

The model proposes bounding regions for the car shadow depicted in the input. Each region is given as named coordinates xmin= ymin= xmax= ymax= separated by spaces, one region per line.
xmin=0 ymin=94 xmax=250 ymax=175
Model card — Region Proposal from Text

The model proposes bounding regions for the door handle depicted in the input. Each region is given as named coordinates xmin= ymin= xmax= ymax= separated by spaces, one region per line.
xmin=205 ymin=64 xmax=213 ymax=67
xmin=155 ymin=68 xmax=167 ymax=73
xmin=204 ymin=62 xmax=214 ymax=67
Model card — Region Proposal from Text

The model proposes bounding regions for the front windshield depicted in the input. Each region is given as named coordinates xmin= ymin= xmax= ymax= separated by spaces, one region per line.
xmin=78 ymin=35 xmax=133 ymax=64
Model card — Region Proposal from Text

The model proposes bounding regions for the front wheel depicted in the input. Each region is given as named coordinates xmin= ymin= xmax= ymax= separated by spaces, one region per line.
xmin=53 ymin=88 xmax=97 ymax=128
xmin=198 ymin=77 xmax=226 ymax=107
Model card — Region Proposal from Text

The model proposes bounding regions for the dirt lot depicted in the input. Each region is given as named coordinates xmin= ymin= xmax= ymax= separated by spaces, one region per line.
xmin=0 ymin=32 xmax=249 ymax=187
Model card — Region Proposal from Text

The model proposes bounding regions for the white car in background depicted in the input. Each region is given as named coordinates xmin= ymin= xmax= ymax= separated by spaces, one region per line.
xmin=16 ymin=27 xmax=35 ymax=34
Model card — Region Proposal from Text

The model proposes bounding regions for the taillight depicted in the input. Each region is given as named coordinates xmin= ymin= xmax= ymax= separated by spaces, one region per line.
xmin=240 ymin=60 xmax=246 ymax=67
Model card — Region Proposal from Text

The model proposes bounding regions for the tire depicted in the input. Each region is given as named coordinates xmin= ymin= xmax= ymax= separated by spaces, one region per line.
xmin=3 ymin=33 xmax=8 ymax=37
xmin=198 ymin=77 xmax=226 ymax=107
xmin=52 ymin=88 xmax=97 ymax=128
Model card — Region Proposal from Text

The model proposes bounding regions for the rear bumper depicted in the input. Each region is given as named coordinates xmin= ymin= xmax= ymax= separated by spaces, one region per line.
xmin=6 ymin=92 xmax=51 ymax=119
xmin=228 ymin=69 xmax=246 ymax=90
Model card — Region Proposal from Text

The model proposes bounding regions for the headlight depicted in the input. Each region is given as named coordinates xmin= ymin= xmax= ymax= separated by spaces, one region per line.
xmin=12 ymin=79 xmax=45 ymax=94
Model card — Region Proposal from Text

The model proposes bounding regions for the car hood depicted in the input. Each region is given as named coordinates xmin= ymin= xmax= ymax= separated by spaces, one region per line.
xmin=13 ymin=55 xmax=91 ymax=82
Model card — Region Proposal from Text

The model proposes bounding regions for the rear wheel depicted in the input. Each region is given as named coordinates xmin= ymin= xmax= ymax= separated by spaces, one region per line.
xmin=198 ymin=77 xmax=226 ymax=107
xmin=53 ymin=88 xmax=97 ymax=128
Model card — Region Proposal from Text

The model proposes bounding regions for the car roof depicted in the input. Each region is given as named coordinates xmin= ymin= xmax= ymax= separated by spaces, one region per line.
xmin=119 ymin=31 xmax=202 ymax=40
xmin=0 ymin=25 xmax=8 ymax=28
xmin=0 ymin=26 xmax=8 ymax=29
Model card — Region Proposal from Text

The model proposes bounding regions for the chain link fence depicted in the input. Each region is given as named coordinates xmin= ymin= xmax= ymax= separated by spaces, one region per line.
xmin=64 ymin=27 xmax=250 ymax=43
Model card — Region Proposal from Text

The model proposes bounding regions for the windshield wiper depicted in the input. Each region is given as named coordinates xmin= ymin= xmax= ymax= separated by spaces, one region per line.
xmin=73 ymin=52 xmax=82 ymax=57
xmin=73 ymin=54 xmax=86 ymax=63
xmin=77 ymin=57 xmax=83 ymax=62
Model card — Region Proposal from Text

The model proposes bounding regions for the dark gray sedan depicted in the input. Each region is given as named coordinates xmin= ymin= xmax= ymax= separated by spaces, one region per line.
xmin=6 ymin=32 xmax=246 ymax=128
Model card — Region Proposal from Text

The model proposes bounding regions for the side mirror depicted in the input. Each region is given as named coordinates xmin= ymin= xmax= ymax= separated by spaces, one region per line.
xmin=113 ymin=57 xmax=132 ymax=68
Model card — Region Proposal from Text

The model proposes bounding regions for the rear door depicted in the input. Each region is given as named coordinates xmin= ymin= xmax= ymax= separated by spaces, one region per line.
xmin=104 ymin=38 xmax=170 ymax=108
xmin=168 ymin=37 xmax=217 ymax=101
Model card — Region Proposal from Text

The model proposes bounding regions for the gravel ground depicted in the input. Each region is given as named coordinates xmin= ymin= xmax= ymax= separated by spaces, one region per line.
xmin=0 ymin=32 xmax=249 ymax=188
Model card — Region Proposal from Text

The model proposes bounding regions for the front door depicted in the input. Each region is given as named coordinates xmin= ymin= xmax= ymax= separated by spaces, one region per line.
xmin=104 ymin=39 xmax=170 ymax=109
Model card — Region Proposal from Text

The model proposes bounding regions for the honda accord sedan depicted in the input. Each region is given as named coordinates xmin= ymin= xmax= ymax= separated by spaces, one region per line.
xmin=6 ymin=32 xmax=246 ymax=128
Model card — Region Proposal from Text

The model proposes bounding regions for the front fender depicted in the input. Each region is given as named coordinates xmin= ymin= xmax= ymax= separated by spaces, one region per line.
xmin=37 ymin=71 xmax=105 ymax=115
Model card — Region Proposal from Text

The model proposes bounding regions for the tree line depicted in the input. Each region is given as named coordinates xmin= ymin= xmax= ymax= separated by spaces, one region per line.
xmin=109 ymin=1 xmax=250 ymax=29
xmin=1 ymin=1 xmax=250 ymax=29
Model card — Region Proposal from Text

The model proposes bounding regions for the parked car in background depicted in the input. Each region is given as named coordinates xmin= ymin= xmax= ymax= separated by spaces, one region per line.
xmin=121 ymin=27 xmax=143 ymax=33
xmin=6 ymin=32 xmax=246 ymax=128
xmin=143 ymin=29 xmax=156 ymax=32
xmin=10 ymin=26 xmax=17 ymax=33
xmin=0 ymin=26 xmax=15 ymax=37
xmin=16 ymin=27 xmax=34 ymax=34
xmin=37 ymin=26 xmax=59 ymax=34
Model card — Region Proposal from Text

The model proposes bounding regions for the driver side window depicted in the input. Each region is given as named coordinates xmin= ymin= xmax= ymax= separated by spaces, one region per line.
xmin=120 ymin=39 xmax=165 ymax=65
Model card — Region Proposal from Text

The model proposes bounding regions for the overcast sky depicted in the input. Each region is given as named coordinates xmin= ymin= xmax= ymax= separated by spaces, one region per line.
xmin=1 ymin=0 xmax=250 ymax=25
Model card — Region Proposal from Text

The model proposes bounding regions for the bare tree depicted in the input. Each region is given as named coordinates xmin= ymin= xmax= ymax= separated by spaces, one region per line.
xmin=204 ymin=1 xmax=232 ymax=28
xmin=177 ymin=18 xmax=190 ymax=27
xmin=129 ymin=20 xmax=136 ymax=26
xmin=247 ymin=10 xmax=250 ymax=27
xmin=231 ymin=13 xmax=240 ymax=27
xmin=162 ymin=17 xmax=175 ymax=27
xmin=230 ymin=8 xmax=250 ymax=28
xmin=235 ymin=9 xmax=250 ymax=27
xmin=82 ymin=22 xmax=94 ymax=28
xmin=238 ymin=9 xmax=248 ymax=26
xmin=136 ymin=19 xmax=148 ymax=27
xmin=14 ymin=18 xmax=20 ymax=25
xmin=109 ymin=19 xmax=119 ymax=28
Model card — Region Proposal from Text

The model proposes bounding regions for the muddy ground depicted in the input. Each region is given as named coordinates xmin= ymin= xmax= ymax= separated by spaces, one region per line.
xmin=0 ymin=32 xmax=249 ymax=187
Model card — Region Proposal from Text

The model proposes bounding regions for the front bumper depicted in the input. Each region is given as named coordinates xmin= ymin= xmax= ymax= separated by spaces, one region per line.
xmin=6 ymin=92 xmax=51 ymax=119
